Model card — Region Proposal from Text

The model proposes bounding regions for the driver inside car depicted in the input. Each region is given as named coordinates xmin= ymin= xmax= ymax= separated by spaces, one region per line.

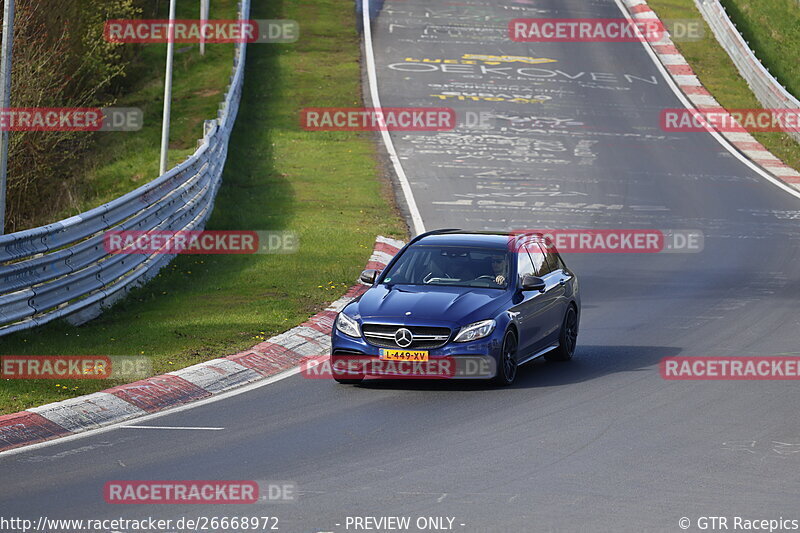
xmin=491 ymin=255 xmax=508 ymax=286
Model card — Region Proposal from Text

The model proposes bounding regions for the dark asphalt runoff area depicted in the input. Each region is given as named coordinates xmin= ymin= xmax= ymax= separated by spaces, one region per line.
xmin=2 ymin=0 xmax=800 ymax=532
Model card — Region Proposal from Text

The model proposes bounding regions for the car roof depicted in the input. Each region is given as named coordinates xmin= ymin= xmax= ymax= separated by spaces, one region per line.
xmin=412 ymin=230 xmax=547 ymax=250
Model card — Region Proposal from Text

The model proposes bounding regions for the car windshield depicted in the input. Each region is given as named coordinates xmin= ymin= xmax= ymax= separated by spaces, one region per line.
xmin=381 ymin=245 xmax=510 ymax=289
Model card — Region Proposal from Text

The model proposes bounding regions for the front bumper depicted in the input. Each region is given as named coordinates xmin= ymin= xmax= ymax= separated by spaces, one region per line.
xmin=331 ymin=327 xmax=501 ymax=379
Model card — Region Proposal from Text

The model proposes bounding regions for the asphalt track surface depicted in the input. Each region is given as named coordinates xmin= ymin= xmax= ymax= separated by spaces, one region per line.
xmin=3 ymin=0 xmax=800 ymax=532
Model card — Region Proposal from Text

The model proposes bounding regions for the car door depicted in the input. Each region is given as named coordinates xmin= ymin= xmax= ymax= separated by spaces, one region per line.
xmin=543 ymin=246 xmax=572 ymax=327
xmin=531 ymin=242 xmax=566 ymax=347
xmin=509 ymin=243 xmax=548 ymax=358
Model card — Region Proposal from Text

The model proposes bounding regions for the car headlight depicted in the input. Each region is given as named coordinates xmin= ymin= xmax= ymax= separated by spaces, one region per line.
xmin=453 ymin=319 xmax=496 ymax=343
xmin=336 ymin=312 xmax=361 ymax=338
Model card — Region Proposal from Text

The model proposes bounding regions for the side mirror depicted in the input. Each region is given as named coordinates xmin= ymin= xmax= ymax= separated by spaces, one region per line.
xmin=359 ymin=269 xmax=381 ymax=284
xmin=521 ymin=274 xmax=546 ymax=292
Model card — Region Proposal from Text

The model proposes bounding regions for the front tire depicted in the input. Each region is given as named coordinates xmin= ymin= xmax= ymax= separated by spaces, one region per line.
xmin=493 ymin=329 xmax=518 ymax=386
xmin=546 ymin=305 xmax=578 ymax=362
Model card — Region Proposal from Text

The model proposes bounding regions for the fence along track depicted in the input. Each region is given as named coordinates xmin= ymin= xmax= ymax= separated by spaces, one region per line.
xmin=0 ymin=0 xmax=251 ymax=336
xmin=695 ymin=0 xmax=800 ymax=144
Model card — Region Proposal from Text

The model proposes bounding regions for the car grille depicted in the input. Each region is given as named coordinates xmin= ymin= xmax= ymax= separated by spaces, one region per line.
xmin=362 ymin=324 xmax=451 ymax=350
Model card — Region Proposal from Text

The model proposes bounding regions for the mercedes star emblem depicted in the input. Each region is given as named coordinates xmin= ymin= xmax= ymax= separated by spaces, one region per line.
xmin=394 ymin=328 xmax=413 ymax=348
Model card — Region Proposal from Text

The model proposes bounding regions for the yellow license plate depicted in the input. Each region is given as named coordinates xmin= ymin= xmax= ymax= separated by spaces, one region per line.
xmin=379 ymin=349 xmax=429 ymax=362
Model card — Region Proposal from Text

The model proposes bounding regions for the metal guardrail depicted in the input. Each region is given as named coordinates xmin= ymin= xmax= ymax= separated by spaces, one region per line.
xmin=0 ymin=0 xmax=251 ymax=337
xmin=695 ymin=0 xmax=800 ymax=144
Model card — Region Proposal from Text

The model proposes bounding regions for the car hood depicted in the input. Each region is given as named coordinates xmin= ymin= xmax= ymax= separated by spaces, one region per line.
xmin=352 ymin=284 xmax=508 ymax=324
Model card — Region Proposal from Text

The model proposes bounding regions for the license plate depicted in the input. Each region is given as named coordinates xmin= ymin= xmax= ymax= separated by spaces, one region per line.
xmin=379 ymin=349 xmax=429 ymax=362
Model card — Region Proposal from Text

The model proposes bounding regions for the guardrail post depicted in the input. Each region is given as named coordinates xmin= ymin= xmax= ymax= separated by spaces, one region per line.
xmin=0 ymin=0 xmax=16 ymax=235
xmin=200 ymin=0 xmax=209 ymax=55
xmin=159 ymin=0 xmax=177 ymax=175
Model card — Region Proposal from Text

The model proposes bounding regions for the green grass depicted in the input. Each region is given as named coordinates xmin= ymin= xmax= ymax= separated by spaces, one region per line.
xmin=719 ymin=0 xmax=800 ymax=101
xmin=647 ymin=0 xmax=800 ymax=171
xmin=0 ymin=0 xmax=406 ymax=414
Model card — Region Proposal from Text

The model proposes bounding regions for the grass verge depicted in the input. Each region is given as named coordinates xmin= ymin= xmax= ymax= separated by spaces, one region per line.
xmin=0 ymin=0 xmax=406 ymax=414
xmin=719 ymin=0 xmax=799 ymax=101
xmin=647 ymin=0 xmax=800 ymax=170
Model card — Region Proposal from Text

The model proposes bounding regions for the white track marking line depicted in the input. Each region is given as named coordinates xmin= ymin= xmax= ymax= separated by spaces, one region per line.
xmin=0 ymin=366 xmax=304 ymax=458
xmin=612 ymin=0 xmax=800 ymax=202
xmin=362 ymin=0 xmax=426 ymax=235
xmin=120 ymin=426 xmax=225 ymax=431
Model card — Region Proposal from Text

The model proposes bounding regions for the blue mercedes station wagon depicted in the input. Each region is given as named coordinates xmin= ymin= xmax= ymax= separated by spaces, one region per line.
xmin=331 ymin=230 xmax=580 ymax=386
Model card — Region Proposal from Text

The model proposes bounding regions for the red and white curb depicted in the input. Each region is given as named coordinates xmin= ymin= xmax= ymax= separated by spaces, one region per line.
xmin=0 ymin=236 xmax=404 ymax=453
xmin=623 ymin=0 xmax=800 ymax=189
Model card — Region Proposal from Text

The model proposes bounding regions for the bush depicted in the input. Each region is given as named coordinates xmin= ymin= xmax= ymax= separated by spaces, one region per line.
xmin=1 ymin=0 xmax=142 ymax=232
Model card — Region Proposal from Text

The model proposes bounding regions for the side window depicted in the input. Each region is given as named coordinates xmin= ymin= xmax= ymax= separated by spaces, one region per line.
xmin=542 ymin=244 xmax=562 ymax=274
xmin=520 ymin=244 xmax=545 ymax=276
xmin=556 ymin=253 xmax=569 ymax=272
xmin=516 ymin=246 xmax=536 ymax=284
xmin=527 ymin=244 xmax=548 ymax=277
